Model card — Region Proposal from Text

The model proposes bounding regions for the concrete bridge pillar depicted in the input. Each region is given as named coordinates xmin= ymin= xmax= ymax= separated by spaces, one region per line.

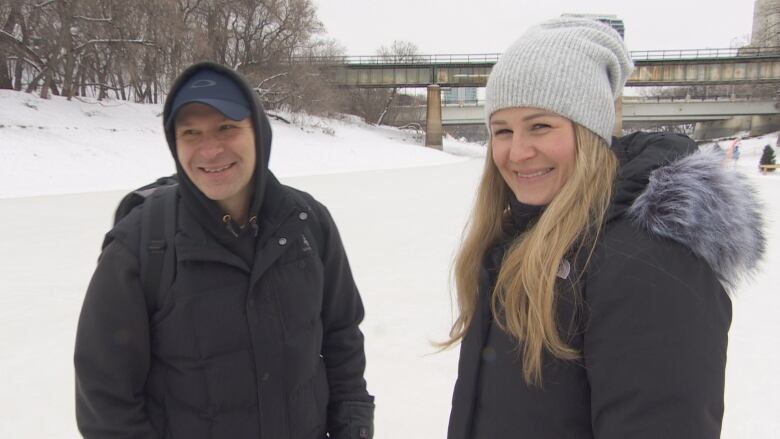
xmin=425 ymin=85 xmax=443 ymax=149
xmin=691 ymin=115 xmax=780 ymax=140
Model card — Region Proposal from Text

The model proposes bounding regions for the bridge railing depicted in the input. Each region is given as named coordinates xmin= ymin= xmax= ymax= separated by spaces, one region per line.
xmin=629 ymin=46 xmax=780 ymax=60
xmin=622 ymin=95 xmax=778 ymax=102
xmin=394 ymin=96 xmax=776 ymax=109
xmin=289 ymin=53 xmax=502 ymax=65
xmin=289 ymin=47 xmax=780 ymax=65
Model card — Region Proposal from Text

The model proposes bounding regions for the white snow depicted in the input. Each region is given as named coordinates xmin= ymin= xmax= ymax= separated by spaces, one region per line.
xmin=0 ymin=90 xmax=484 ymax=199
xmin=1 ymin=89 xmax=778 ymax=438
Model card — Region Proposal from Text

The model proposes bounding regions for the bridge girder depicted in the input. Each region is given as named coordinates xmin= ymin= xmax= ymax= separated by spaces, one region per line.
xmin=311 ymin=50 xmax=780 ymax=88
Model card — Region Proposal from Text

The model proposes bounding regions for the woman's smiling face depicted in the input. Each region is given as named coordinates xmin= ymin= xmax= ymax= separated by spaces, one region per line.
xmin=490 ymin=107 xmax=577 ymax=206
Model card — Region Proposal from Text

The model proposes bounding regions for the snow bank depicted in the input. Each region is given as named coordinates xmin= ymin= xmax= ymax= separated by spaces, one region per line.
xmin=0 ymin=90 xmax=485 ymax=198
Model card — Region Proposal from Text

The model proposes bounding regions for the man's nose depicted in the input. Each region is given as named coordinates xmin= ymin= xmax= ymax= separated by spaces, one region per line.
xmin=197 ymin=133 xmax=225 ymax=160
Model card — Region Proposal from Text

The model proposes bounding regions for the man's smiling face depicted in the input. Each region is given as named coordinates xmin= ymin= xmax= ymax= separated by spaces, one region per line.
xmin=174 ymin=102 xmax=256 ymax=218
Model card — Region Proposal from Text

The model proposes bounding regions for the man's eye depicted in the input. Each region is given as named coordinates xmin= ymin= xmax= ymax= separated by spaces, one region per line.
xmin=179 ymin=129 xmax=198 ymax=136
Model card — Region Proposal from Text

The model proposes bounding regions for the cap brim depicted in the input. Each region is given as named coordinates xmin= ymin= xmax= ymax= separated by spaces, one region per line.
xmin=167 ymin=99 xmax=251 ymax=130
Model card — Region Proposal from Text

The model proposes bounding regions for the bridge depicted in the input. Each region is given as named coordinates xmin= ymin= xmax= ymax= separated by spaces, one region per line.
xmin=296 ymin=46 xmax=780 ymax=88
xmin=291 ymin=47 xmax=780 ymax=147
xmin=384 ymin=98 xmax=779 ymax=125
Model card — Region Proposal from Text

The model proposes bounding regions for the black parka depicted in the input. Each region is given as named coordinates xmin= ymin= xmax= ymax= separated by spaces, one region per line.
xmin=448 ymin=133 xmax=765 ymax=439
xmin=75 ymin=63 xmax=374 ymax=439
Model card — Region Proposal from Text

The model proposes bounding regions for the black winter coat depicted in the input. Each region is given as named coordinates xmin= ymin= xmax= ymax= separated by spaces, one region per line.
xmin=75 ymin=62 xmax=374 ymax=439
xmin=448 ymin=133 xmax=765 ymax=439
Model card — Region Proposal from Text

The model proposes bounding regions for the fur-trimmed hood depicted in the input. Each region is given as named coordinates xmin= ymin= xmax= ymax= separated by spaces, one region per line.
xmin=611 ymin=133 xmax=765 ymax=289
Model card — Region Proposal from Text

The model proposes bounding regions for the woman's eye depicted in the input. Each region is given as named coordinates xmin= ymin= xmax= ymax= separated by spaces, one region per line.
xmin=531 ymin=123 xmax=551 ymax=130
xmin=220 ymin=124 xmax=237 ymax=131
xmin=493 ymin=128 xmax=512 ymax=136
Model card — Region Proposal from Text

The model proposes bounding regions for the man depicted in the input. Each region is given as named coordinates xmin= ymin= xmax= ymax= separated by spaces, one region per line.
xmin=74 ymin=62 xmax=374 ymax=439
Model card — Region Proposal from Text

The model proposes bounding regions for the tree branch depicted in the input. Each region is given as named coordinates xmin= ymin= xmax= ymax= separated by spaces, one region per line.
xmin=73 ymin=15 xmax=113 ymax=23
xmin=76 ymin=81 xmax=123 ymax=90
xmin=73 ymin=39 xmax=155 ymax=53
xmin=0 ymin=30 xmax=44 ymax=68
xmin=5 ymin=55 xmax=43 ymax=72
xmin=34 ymin=0 xmax=56 ymax=8
xmin=255 ymin=71 xmax=287 ymax=88
xmin=266 ymin=112 xmax=290 ymax=123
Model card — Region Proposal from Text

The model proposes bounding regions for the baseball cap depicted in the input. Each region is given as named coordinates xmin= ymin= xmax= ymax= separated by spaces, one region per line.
xmin=166 ymin=69 xmax=251 ymax=130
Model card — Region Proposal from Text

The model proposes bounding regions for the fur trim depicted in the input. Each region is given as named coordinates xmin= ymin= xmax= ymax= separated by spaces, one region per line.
xmin=628 ymin=147 xmax=765 ymax=289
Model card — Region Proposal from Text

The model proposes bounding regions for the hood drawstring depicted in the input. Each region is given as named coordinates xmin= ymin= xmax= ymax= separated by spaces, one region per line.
xmin=222 ymin=214 xmax=259 ymax=238
xmin=222 ymin=214 xmax=239 ymax=238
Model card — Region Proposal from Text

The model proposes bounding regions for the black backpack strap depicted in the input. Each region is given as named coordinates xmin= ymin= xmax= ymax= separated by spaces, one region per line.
xmin=139 ymin=185 xmax=178 ymax=312
xmin=114 ymin=174 xmax=178 ymax=225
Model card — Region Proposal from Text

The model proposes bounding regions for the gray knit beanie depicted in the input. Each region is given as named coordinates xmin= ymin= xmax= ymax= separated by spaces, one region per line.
xmin=485 ymin=17 xmax=634 ymax=142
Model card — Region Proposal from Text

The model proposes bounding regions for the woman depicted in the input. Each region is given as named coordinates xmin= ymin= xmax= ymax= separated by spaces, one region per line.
xmin=445 ymin=18 xmax=765 ymax=439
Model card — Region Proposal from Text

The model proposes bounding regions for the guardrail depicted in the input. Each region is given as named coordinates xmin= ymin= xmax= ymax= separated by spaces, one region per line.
xmin=288 ymin=47 xmax=780 ymax=65
xmin=622 ymin=96 xmax=778 ymax=102
xmin=629 ymin=46 xmax=780 ymax=61
xmin=398 ymin=96 xmax=778 ymax=108
xmin=290 ymin=53 xmax=502 ymax=65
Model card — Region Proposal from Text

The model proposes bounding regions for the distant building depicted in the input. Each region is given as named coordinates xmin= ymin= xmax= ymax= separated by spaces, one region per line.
xmin=751 ymin=0 xmax=780 ymax=47
xmin=442 ymin=87 xmax=478 ymax=104
xmin=560 ymin=13 xmax=625 ymax=39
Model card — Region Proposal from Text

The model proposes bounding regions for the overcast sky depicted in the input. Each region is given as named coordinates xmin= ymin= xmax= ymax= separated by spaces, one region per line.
xmin=315 ymin=0 xmax=757 ymax=55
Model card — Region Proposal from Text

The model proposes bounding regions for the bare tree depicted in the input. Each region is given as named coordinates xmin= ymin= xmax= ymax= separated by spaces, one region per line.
xmin=0 ymin=1 xmax=46 ymax=92
xmin=1 ymin=0 xmax=334 ymax=116
xmin=245 ymin=36 xmax=347 ymax=116
xmin=369 ymin=40 xmax=420 ymax=125
xmin=0 ymin=0 xmax=23 ymax=89
xmin=377 ymin=40 xmax=420 ymax=63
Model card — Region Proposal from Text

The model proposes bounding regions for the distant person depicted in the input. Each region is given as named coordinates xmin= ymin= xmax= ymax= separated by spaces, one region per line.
xmin=443 ymin=18 xmax=765 ymax=439
xmin=728 ymin=137 xmax=742 ymax=163
xmin=74 ymin=62 xmax=374 ymax=438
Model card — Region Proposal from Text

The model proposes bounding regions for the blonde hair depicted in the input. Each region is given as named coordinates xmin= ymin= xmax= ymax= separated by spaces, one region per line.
xmin=443 ymin=124 xmax=618 ymax=386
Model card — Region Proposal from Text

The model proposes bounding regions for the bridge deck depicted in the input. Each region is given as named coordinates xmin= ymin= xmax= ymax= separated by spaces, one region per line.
xmin=386 ymin=98 xmax=779 ymax=126
xmin=300 ymin=48 xmax=780 ymax=88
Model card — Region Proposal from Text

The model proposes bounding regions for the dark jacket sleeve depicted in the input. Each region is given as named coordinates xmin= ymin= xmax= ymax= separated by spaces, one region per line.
xmin=313 ymin=203 xmax=374 ymax=439
xmin=583 ymin=221 xmax=732 ymax=439
xmin=74 ymin=239 xmax=159 ymax=438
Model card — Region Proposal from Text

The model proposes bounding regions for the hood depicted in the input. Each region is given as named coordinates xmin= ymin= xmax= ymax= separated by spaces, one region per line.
xmin=612 ymin=133 xmax=765 ymax=289
xmin=608 ymin=132 xmax=697 ymax=221
xmin=162 ymin=62 xmax=273 ymax=241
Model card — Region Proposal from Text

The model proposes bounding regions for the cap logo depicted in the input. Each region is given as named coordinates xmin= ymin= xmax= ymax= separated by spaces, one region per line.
xmin=191 ymin=79 xmax=216 ymax=88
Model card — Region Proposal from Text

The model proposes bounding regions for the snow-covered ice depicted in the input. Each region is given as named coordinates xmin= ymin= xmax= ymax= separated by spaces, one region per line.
xmin=1 ymin=90 xmax=778 ymax=437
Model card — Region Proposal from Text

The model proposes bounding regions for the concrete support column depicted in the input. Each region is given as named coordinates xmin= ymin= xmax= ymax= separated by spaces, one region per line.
xmin=426 ymin=85 xmax=443 ymax=149
xmin=750 ymin=114 xmax=780 ymax=136
xmin=613 ymin=95 xmax=623 ymax=137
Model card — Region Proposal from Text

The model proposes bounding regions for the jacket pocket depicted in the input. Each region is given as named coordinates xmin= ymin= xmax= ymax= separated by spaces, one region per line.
xmin=273 ymin=238 xmax=324 ymax=334
xmin=288 ymin=361 xmax=328 ymax=439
